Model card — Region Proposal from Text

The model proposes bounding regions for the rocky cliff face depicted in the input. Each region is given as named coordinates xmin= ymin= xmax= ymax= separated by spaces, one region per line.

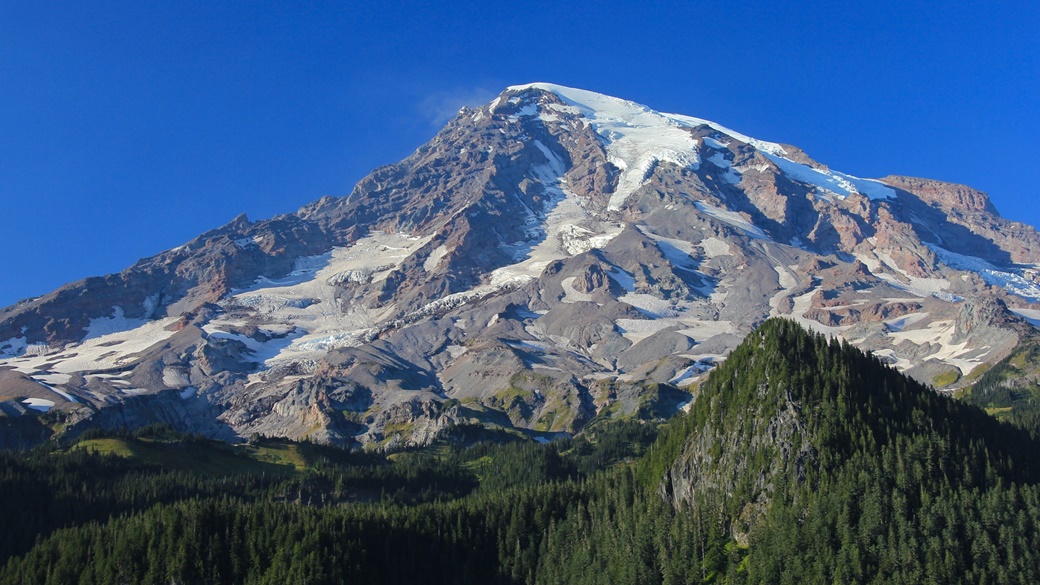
xmin=2 ymin=83 xmax=1039 ymax=448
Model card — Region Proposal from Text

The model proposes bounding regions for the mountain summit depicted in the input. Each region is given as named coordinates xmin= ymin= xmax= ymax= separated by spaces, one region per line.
xmin=2 ymin=83 xmax=1039 ymax=447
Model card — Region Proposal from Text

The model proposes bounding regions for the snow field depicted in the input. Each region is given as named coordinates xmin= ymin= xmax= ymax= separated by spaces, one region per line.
xmin=0 ymin=315 xmax=180 ymax=375
xmin=222 ymin=232 xmax=432 ymax=366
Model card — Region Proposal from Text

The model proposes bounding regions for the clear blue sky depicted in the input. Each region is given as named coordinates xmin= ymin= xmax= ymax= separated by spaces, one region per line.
xmin=1 ymin=1 xmax=1037 ymax=307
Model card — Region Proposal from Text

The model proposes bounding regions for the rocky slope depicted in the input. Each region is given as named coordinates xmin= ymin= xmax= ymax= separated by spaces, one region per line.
xmin=2 ymin=83 xmax=1039 ymax=448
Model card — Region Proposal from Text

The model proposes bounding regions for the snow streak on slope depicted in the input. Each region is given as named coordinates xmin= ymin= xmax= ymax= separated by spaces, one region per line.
xmin=485 ymin=140 xmax=623 ymax=288
xmin=761 ymin=153 xmax=894 ymax=200
xmin=693 ymin=201 xmax=769 ymax=240
xmin=508 ymin=83 xmax=703 ymax=210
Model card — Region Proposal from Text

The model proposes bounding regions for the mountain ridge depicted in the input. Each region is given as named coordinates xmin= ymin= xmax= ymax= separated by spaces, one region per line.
xmin=2 ymin=83 xmax=1040 ymax=448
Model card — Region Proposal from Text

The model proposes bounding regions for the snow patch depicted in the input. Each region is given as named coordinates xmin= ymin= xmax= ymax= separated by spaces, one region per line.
xmin=22 ymin=398 xmax=54 ymax=412
xmin=887 ymin=318 xmax=982 ymax=374
xmin=32 ymin=372 xmax=72 ymax=386
xmin=606 ymin=266 xmax=636 ymax=292
xmin=774 ymin=265 xmax=798 ymax=289
xmin=424 ymin=244 xmax=451 ymax=272
xmin=2 ymin=317 xmax=180 ymax=374
xmin=52 ymin=388 xmax=79 ymax=403
xmin=445 ymin=345 xmax=468 ymax=359
xmin=615 ymin=319 xmax=674 ymax=343
xmin=620 ymin=293 xmax=680 ymax=318
xmin=204 ymin=326 xmax=308 ymax=366
xmin=702 ymin=136 xmax=731 ymax=150
xmin=694 ymin=201 xmax=768 ymax=240
xmin=700 ymin=237 xmax=732 ymax=258
xmin=221 ymin=231 xmax=433 ymax=367
xmin=560 ymin=277 xmax=596 ymax=303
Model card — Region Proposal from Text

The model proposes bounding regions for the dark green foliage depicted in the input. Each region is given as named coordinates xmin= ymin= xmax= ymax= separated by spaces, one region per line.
xmin=3 ymin=319 xmax=1040 ymax=584
xmin=644 ymin=319 xmax=1040 ymax=583
xmin=964 ymin=338 xmax=1040 ymax=438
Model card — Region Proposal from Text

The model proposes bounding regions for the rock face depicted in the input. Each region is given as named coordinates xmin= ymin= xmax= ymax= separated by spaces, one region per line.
xmin=2 ymin=83 xmax=1040 ymax=448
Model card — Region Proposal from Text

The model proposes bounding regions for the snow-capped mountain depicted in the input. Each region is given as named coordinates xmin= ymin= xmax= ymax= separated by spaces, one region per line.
xmin=3 ymin=83 xmax=1039 ymax=448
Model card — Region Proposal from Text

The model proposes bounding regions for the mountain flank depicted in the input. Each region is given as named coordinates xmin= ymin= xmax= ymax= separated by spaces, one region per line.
xmin=3 ymin=83 xmax=1040 ymax=448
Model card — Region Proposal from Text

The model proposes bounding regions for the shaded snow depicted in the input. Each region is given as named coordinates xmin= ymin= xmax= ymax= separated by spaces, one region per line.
xmin=22 ymin=398 xmax=54 ymax=412
xmin=706 ymin=152 xmax=741 ymax=184
xmin=885 ymin=312 xmax=930 ymax=332
xmin=669 ymin=359 xmax=716 ymax=387
xmin=655 ymin=239 xmax=698 ymax=270
xmin=85 ymin=306 xmax=150 ymax=340
xmin=606 ymin=266 xmax=636 ymax=292
xmin=0 ymin=336 xmax=27 ymax=358
xmin=1011 ymin=308 xmax=1040 ymax=328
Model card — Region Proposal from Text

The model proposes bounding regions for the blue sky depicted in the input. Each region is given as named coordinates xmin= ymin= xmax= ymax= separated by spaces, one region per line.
xmin=1 ymin=1 xmax=1037 ymax=307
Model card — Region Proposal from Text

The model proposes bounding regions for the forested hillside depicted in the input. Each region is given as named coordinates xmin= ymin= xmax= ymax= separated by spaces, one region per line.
xmin=3 ymin=319 xmax=1040 ymax=584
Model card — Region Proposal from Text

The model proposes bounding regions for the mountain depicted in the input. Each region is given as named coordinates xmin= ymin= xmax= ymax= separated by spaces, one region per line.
xmin=3 ymin=82 xmax=1040 ymax=448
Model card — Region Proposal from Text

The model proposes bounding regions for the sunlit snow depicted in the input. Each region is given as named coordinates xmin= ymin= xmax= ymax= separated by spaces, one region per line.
xmin=927 ymin=244 xmax=1040 ymax=302
xmin=1 ymin=317 xmax=180 ymax=374
xmin=761 ymin=153 xmax=894 ymax=200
